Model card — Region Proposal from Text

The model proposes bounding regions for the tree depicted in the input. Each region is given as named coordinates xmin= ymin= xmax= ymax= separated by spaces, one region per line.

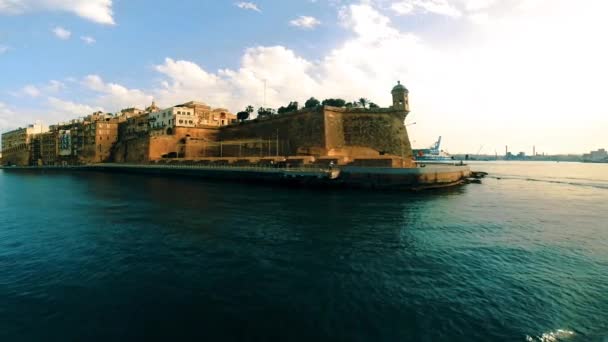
xmin=368 ymin=102 xmax=380 ymax=109
xmin=322 ymin=98 xmax=346 ymax=107
xmin=278 ymin=101 xmax=299 ymax=114
xmin=304 ymin=97 xmax=321 ymax=109
xmin=237 ymin=111 xmax=250 ymax=122
xmin=246 ymin=105 xmax=255 ymax=114
xmin=257 ymin=107 xmax=276 ymax=119
xmin=358 ymin=98 xmax=369 ymax=109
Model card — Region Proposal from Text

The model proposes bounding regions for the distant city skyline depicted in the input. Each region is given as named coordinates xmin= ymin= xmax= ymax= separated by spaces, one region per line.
xmin=1 ymin=0 xmax=606 ymax=154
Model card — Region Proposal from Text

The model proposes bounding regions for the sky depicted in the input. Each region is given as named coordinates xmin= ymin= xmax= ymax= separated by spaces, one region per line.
xmin=1 ymin=0 xmax=607 ymax=154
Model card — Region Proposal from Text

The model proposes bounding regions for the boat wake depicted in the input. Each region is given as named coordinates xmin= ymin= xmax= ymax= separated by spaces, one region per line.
xmin=489 ymin=175 xmax=608 ymax=190
xmin=525 ymin=329 xmax=576 ymax=342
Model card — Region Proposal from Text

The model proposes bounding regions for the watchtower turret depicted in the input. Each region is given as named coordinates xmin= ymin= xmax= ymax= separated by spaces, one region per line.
xmin=391 ymin=81 xmax=410 ymax=113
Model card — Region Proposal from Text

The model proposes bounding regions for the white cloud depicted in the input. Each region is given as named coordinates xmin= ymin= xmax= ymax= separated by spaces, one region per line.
xmin=46 ymin=80 xmax=66 ymax=92
xmin=391 ymin=1 xmax=415 ymax=15
xmin=290 ymin=16 xmax=321 ymax=29
xmin=461 ymin=0 xmax=497 ymax=11
xmin=235 ymin=2 xmax=261 ymax=12
xmin=52 ymin=26 xmax=71 ymax=40
xmin=21 ymin=85 xmax=41 ymax=97
xmin=153 ymin=46 xmax=320 ymax=112
xmin=0 ymin=102 xmax=15 ymax=132
xmin=390 ymin=0 xmax=461 ymax=18
xmin=80 ymin=36 xmax=96 ymax=45
xmin=0 ymin=45 xmax=9 ymax=54
xmin=47 ymin=97 xmax=103 ymax=116
xmin=82 ymin=75 xmax=153 ymax=110
xmin=0 ymin=0 xmax=115 ymax=25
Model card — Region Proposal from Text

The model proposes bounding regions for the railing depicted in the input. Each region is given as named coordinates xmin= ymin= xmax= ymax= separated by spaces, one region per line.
xmin=95 ymin=163 xmax=336 ymax=173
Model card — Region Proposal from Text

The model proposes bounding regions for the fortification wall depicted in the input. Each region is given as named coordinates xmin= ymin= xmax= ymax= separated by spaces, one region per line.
xmin=218 ymin=110 xmax=326 ymax=156
xmin=218 ymin=106 xmax=413 ymax=162
xmin=1 ymin=150 xmax=30 ymax=166
xmin=324 ymin=107 xmax=413 ymax=160
xmin=114 ymin=127 xmax=219 ymax=162
xmin=114 ymin=137 xmax=150 ymax=163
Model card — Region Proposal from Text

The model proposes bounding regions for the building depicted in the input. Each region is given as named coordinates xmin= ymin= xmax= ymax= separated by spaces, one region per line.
xmin=116 ymin=108 xmax=145 ymax=122
xmin=149 ymin=106 xmax=195 ymax=136
xmin=1 ymin=123 xmax=48 ymax=166
xmin=81 ymin=119 xmax=119 ymax=163
xmin=180 ymin=101 xmax=237 ymax=127
xmin=38 ymin=131 xmax=59 ymax=165
xmin=583 ymin=148 xmax=608 ymax=163
xmin=119 ymin=112 xmax=150 ymax=141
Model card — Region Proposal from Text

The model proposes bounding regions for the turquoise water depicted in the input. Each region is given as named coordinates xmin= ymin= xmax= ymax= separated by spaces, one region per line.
xmin=1 ymin=162 xmax=607 ymax=341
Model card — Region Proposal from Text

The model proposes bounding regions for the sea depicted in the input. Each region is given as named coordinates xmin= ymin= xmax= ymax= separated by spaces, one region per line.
xmin=0 ymin=161 xmax=607 ymax=341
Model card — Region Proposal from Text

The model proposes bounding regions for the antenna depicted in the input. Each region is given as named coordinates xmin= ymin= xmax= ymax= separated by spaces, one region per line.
xmin=263 ymin=79 xmax=267 ymax=108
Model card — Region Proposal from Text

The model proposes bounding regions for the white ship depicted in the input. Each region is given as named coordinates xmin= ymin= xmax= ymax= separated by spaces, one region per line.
xmin=412 ymin=137 xmax=456 ymax=164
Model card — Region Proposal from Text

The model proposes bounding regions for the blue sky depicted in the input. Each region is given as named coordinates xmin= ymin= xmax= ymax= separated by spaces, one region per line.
xmin=1 ymin=0 xmax=607 ymax=154
xmin=0 ymin=1 xmax=344 ymax=88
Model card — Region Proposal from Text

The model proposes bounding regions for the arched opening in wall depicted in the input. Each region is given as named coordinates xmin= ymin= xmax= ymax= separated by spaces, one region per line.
xmin=166 ymin=128 xmax=173 ymax=135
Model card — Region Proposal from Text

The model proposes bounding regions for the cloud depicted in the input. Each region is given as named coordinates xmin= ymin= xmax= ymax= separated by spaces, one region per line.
xmin=0 ymin=0 xmax=115 ymax=25
xmin=289 ymin=16 xmax=321 ymax=29
xmin=390 ymin=1 xmax=415 ymax=15
xmin=21 ymin=85 xmax=41 ymax=97
xmin=80 ymin=36 xmax=96 ymax=45
xmin=11 ymin=80 xmax=66 ymax=98
xmin=153 ymin=46 xmax=319 ymax=111
xmin=82 ymin=75 xmax=153 ymax=110
xmin=47 ymin=97 xmax=103 ymax=116
xmin=46 ymin=80 xmax=66 ymax=92
xmin=390 ymin=0 xmax=461 ymax=18
xmin=0 ymin=102 xmax=16 ymax=131
xmin=0 ymin=45 xmax=9 ymax=54
xmin=235 ymin=2 xmax=261 ymax=12
xmin=52 ymin=26 xmax=71 ymax=40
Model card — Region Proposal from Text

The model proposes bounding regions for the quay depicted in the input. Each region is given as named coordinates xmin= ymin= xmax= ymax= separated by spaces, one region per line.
xmin=1 ymin=163 xmax=473 ymax=191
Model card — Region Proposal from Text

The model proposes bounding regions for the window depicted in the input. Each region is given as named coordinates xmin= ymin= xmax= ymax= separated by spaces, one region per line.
xmin=179 ymin=120 xmax=183 ymax=124
xmin=189 ymin=120 xmax=193 ymax=124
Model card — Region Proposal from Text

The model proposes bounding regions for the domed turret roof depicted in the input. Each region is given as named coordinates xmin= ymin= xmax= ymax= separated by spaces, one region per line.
xmin=145 ymin=100 xmax=160 ymax=113
xmin=392 ymin=81 xmax=409 ymax=93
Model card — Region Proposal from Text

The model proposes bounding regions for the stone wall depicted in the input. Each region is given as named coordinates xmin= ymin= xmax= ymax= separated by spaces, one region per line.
xmin=219 ymin=109 xmax=326 ymax=157
xmin=1 ymin=149 xmax=30 ymax=166
xmin=217 ymin=106 xmax=413 ymax=162
xmin=114 ymin=137 xmax=150 ymax=163
xmin=324 ymin=107 xmax=413 ymax=159
xmin=113 ymin=127 xmax=219 ymax=162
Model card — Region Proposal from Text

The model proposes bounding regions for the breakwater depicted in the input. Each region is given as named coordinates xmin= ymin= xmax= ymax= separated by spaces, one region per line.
xmin=1 ymin=163 xmax=473 ymax=190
